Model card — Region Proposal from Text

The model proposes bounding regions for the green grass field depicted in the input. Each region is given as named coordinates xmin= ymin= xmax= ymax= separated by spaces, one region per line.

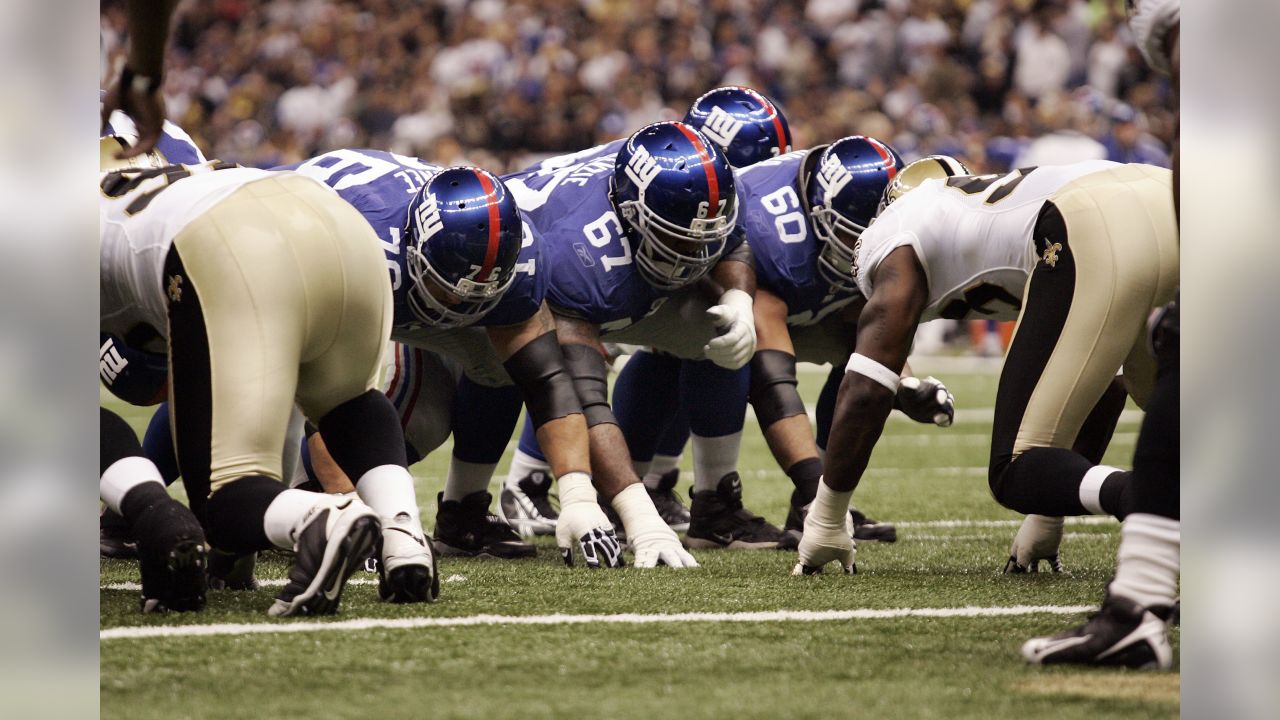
xmin=100 ymin=360 xmax=1178 ymax=719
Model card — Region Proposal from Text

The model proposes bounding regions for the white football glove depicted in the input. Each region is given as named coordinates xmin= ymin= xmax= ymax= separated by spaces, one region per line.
xmin=792 ymin=511 xmax=857 ymax=576
xmin=895 ymin=375 xmax=955 ymax=427
xmin=556 ymin=473 xmax=624 ymax=569
xmin=704 ymin=289 xmax=756 ymax=370
xmin=612 ymin=484 xmax=699 ymax=568
xmin=1003 ymin=514 xmax=1065 ymax=573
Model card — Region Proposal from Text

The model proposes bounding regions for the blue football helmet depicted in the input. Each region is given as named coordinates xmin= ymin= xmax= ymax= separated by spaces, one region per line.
xmin=611 ymin=121 xmax=739 ymax=290
xmin=683 ymin=86 xmax=793 ymax=168
xmin=404 ymin=167 xmax=523 ymax=328
xmin=805 ymin=136 xmax=904 ymax=293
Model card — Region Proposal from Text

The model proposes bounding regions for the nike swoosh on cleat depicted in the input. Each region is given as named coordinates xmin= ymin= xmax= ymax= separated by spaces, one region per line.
xmin=1028 ymin=634 xmax=1091 ymax=660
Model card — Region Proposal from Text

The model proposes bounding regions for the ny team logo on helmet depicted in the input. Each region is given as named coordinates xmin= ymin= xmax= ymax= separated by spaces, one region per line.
xmin=683 ymin=86 xmax=792 ymax=168
xmin=806 ymin=136 xmax=904 ymax=293
xmin=404 ymin=167 xmax=523 ymax=328
xmin=611 ymin=121 xmax=739 ymax=291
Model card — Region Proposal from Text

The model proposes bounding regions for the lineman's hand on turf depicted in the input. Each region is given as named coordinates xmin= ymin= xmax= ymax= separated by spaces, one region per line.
xmin=895 ymin=375 xmax=955 ymax=427
xmin=556 ymin=473 xmax=624 ymax=569
xmin=704 ymin=289 xmax=756 ymax=370
xmin=792 ymin=512 xmax=857 ymax=576
xmin=612 ymin=484 xmax=699 ymax=568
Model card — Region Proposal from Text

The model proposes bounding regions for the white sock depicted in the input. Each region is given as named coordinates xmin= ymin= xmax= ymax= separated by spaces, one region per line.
xmin=505 ymin=449 xmax=552 ymax=489
xmin=443 ymin=459 xmax=498 ymax=501
xmin=1078 ymin=464 xmax=1122 ymax=515
xmin=1108 ymin=513 xmax=1180 ymax=609
xmin=691 ymin=432 xmax=741 ymax=493
xmin=263 ymin=489 xmax=324 ymax=550
xmin=810 ymin=478 xmax=853 ymax=530
xmin=355 ymin=464 xmax=421 ymax=523
xmin=642 ymin=454 xmax=681 ymax=490
xmin=100 ymin=456 xmax=166 ymax=515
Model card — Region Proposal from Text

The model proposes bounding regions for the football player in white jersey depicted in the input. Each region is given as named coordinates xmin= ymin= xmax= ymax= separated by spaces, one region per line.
xmin=794 ymin=156 xmax=1177 ymax=579
xmin=1022 ymin=0 xmax=1181 ymax=669
xmin=100 ymin=139 xmax=438 ymax=615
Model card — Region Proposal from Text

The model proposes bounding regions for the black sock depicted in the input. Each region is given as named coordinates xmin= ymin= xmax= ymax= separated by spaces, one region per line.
xmin=1099 ymin=470 xmax=1133 ymax=519
xmin=204 ymin=476 xmax=284 ymax=553
xmin=786 ymin=457 xmax=823 ymax=507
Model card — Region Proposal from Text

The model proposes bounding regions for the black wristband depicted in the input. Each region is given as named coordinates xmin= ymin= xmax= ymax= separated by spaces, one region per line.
xmin=120 ymin=65 xmax=162 ymax=95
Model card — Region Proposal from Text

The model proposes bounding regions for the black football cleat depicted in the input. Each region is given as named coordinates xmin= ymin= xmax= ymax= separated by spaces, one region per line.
xmin=850 ymin=509 xmax=897 ymax=543
xmin=134 ymin=500 xmax=208 ymax=613
xmin=207 ymin=549 xmax=258 ymax=591
xmin=1022 ymin=592 xmax=1174 ymax=669
xmin=268 ymin=497 xmax=381 ymax=617
xmin=646 ymin=469 xmax=690 ymax=533
xmin=499 ymin=471 xmax=559 ymax=538
xmin=779 ymin=498 xmax=897 ymax=550
xmin=685 ymin=473 xmax=783 ymax=550
xmin=434 ymin=491 xmax=536 ymax=559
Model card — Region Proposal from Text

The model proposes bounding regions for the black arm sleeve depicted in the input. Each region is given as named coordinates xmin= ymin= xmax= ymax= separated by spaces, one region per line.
xmin=560 ymin=343 xmax=615 ymax=428
xmin=502 ymin=332 xmax=584 ymax=429
xmin=748 ymin=349 xmax=807 ymax=430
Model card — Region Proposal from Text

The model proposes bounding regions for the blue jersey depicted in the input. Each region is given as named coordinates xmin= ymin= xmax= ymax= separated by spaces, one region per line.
xmin=102 ymin=111 xmax=206 ymax=165
xmin=504 ymin=145 xmax=743 ymax=333
xmin=275 ymin=149 xmax=546 ymax=331
xmin=735 ymin=150 xmax=862 ymax=327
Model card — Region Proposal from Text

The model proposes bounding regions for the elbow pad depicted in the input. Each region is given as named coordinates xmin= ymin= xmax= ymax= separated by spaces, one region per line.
xmin=503 ymin=332 xmax=583 ymax=429
xmin=99 ymin=333 xmax=168 ymax=406
xmin=749 ymin=349 xmax=806 ymax=430
xmin=561 ymin=343 xmax=615 ymax=428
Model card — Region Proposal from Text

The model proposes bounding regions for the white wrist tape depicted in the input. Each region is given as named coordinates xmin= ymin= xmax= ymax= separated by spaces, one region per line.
xmin=845 ymin=353 xmax=900 ymax=392
xmin=558 ymin=472 xmax=596 ymax=506
xmin=718 ymin=288 xmax=754 ymax=315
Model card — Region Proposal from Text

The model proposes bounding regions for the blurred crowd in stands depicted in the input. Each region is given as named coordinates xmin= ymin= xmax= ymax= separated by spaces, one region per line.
xmin=101 ymin=0 xmax=1173 ymax=174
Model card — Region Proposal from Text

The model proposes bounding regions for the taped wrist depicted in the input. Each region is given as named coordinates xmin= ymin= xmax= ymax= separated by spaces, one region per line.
xmin=503 ymin=332 xmax=583 ymax=429
xmin=561 ymin=343 xmax=615 ymax=428
xmin=749 ymin=350 xmax=805 ymax=429
xmin=845 ymin=353 xmax=900 ymax=393
xmin=558 ymin=471 xmax=597 ymax=506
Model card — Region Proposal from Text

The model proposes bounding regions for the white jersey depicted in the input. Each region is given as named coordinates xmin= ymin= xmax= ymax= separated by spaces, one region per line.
xmin=99 ymin=163 xmax=286 ymax=344
xmin=854 ymin=160 xmax=1118 ymax=322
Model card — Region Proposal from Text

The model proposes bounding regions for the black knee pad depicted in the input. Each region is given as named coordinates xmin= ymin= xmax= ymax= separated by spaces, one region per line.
xmin=318 ymin=389 xmax=408 ymax=481
xmin=749 ymin=350 xmax=806 ymax=430
xmin=562 ymin=344 xmax=615 ymax=428
xmin=101 ymin=407 xmax=144 ymax=475
xmin=204 ymin=475 xmax=283 ymax=553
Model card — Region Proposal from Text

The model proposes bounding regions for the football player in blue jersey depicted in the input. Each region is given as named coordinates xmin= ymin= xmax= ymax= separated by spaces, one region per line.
xmin=270 ymin=150 xmax=629 ymax=568
xmin=498 ymin=120 xmax=754 ymax=566
xmin=612 ymin=135 xmax=957 ymax=550
xmin=502 ymin=88 xmax=793 ymax=546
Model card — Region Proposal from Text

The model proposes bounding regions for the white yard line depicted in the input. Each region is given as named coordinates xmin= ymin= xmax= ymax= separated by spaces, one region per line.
xmin=895 ymin=517 xmax=1117 ymax=528
xmin=100 ymin=604 xmax=1095 ymax=641
xmin=746 ymin=406 xmax=1143 ymax=425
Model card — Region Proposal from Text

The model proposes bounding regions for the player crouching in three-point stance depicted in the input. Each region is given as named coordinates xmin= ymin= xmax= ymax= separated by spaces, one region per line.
xmin=794 ymin=156 xmax=1177 ymax=577
xmin=100 ymin=138 xmax=437 ymax=616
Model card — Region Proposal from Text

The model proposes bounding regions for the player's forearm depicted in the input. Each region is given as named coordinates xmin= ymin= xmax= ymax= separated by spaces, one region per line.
xmin=586 ymin=423 xmax=643 ymax=500
xmin=710 ymin=255 xmax=757 ymax=297
xmin=125 ymin=0 xmax=179 ymax=77
xmin=822 ymin=374 xmax=894 ymax=493
xmin=535 ymin=414 xmax=591 ymax=479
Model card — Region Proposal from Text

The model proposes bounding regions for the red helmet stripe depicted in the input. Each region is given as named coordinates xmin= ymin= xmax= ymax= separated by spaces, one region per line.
xmin=867 ymin=139 xmax=898 ymax=182
xmin=674 ymin=123 xmax=720 ymax=216
xmin=746 ymin=89 xmax=789 ymax=156
xmin=473 ymin=169 xmax=502 ymax=281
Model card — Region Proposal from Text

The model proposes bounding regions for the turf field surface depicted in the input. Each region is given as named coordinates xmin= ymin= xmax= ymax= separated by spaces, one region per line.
xmin=100 ymin=358 xmax=1178 ymax=719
